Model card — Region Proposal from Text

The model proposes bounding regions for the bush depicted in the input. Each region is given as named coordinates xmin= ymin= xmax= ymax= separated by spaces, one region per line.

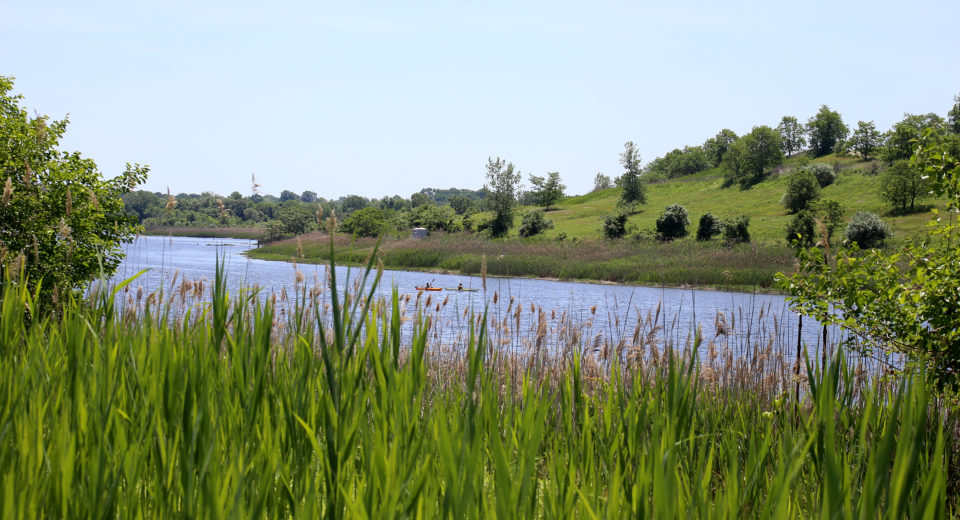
xmin=339 ymin=207 xmax=389 ymax=238
xmin=723 ymin=215 xmax=750 ymax=244
xmin=844 ymin=211 xmax=891 ymax=249
xmin=654 ymin=204 xmax=689 ymax=241
xmin=696 ymin=212 xmax=722 ymax=241
xmin=601 ymin=211 xmax=629 ymax=239
xmin=786 ymin=199 xmax=845 ymax=249
xmin=782 ymin=169 xmax=821 ymax=213
xmin=809 ymin=163 xmax=836 ymax=188
xmin=518 ymin=209 xmax=554 ymax=237
xmin=785 ymin=210 xmax=817 ymax=248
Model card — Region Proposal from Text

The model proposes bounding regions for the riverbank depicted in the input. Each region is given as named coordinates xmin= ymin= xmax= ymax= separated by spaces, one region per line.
xmin=246 ymin=232 xmax=796 ymax=292
xmin=143 ymin=226 xmax=266 ymax=240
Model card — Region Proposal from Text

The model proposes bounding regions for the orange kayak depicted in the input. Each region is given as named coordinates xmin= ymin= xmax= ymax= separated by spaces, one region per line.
xmin=415 ymin=287 xmax=442 ymax=291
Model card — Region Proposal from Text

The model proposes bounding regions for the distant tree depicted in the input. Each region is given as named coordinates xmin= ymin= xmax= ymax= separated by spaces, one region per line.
xmin=696 ymin=212 xmax=722 ymax=241
xmin=276 ymin=203 xmax=314 ymax=235
xmin=601 ymin=211 xmax=629 ymax=239
xmin=785 ymin=199 xmax=844 ymax=248
xmin=849 ymin=120 xmax=882 ymax=160
xmin=229 ymin=191 xmax=243 ymax=200
xmin=882 ymin=113 xmax=944 ymax=164
xmin=617 ymin=141 xmax=646 ymax=211
xmin=518 ymin=209 xmax=554 ymax=237
xmin=448 ymin=194 xmax=472 ymax=215
xmin=483 ymin=157 xmax=522 ymax=237
xmin=407 ymin=204 xmax=462 ymax=233
xmin=722 ymin=126 xmax=783 ymax=187
xmin=703 ymin=129 xmax=738 ymax=167
xmin=280 ymin=189 xmax=300 ymax=202
xmin=593 ymin=172 xmax=613 ymax=191
xmin=410 ymin=192 xmax=431 ymax=208
xmin=782 ymin=169 xmax=821 ymax=213
xmin=655 ymin=204 xmax=690 ymax=241
xmin=880 ymin=159 xmax=929 ymax=212
xmin=721 ymin=139 xmax=750 ymax=187
xmin=806 ymin=105 xmax=849 ymax=157
xmin=950 ymin=92 xmax=960 ymax=134
xmin=340 ymin=194 xmax=369 ymax=214
xmin=646 ymin=146 xmax=710 ymax=179
xmin=528 ymin=171 xmax=566 ymax=210
xmin=300 ymin=190 xmax=317 ymax=203
xmin=777 ymin=116 xmax=807 ymax=156
xmin=722 ymin=215 xmax=751 ymax=244
xmin=339 ymin=206 xmax=389 ymax=237
xmin=844 ymin=211 xmax=891 ymax=249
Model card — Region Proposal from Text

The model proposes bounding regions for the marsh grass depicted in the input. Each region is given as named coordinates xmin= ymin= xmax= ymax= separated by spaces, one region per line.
xmin=0 ymin=228 xmax=956 ymax=517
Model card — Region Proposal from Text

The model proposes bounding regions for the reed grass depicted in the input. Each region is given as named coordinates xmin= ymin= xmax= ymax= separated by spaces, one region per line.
xmin=0 ymin=229 xmax=956 ymax=517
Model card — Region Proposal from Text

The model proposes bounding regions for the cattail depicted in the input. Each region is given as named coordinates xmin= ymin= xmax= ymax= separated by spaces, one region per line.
xmin=22 ymin=159 xmax=32 ymax=184
xmin=316 ymin=207 xmax=324 ymax=226
xmin=2 ymin=178 xmax=11 ymax=205
xmin=481 ymin=253 xmax=487 ymax=291
xmin=296 ymin=237 xmax=303 ymax=258
xmin=492 ymin=291 xmax=498 ymax=304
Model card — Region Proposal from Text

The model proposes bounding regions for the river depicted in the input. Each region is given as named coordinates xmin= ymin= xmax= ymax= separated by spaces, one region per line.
xmin=114 ymin=235 xmax=828 ymax=353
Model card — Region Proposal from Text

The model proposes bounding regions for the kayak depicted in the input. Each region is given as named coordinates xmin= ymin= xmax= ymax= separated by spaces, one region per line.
xmin=415 ymin=287 xmax=442 ymax=291
xmin=445 ymin=288 xmax=479 ymax=292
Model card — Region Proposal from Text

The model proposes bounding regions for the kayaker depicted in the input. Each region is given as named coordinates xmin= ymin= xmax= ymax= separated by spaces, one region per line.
xmin=457 ymin=282 xmax=463 ymax=290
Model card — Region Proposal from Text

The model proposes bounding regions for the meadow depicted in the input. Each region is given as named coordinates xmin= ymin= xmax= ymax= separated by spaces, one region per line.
xmin=1 ymin=236 xmax=955 ymax=518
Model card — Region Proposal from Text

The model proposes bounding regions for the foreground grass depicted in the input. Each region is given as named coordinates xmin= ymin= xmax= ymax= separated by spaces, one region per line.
xmin=0 ymin=235 xmax=955 ymax=517
xmin=249 ymin=232 xmax=796 ymax=291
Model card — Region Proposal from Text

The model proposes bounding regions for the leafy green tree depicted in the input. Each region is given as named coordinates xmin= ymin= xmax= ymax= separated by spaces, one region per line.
xmin=300 ymin=190 xmax=318 ymax=203
xmin=528 ymin=172 xmax=565 ymax=210
xmin=784 ymin=199 xmax=843 ymax=248
xmin=483 ymin=157 xmax=521 ymax=237
xmin=780 ymin=132 xmax=960 ymax=392
xmin=881 ymin=113 xmax=944 ymax=164
xmin=806 ymin=105 xmax=849 ymax=157
xmin=601 ymin=211 xmax=629 ymax=239
xmin=655 ymin=204 xmax=689 ymax=241
xmin=949 ymin=92 xmax=960 ymax=134
xmin=880 ymin=159 xmax=929 ymax=212
xmin=517 ymin=209 xmax=554 ymax=237
xmin=849 ymin=120 xmax=882 ymax=160
xmin=406 ymin=204 xmax=462 ymax=233
xmin=340 ymin=194 xmax=369 ymax=215
xmin=617 ymin=141 xmax=646 ymax=212
xmin=782 ymin=169 xmax=821 ymax=213
xmin=722 ymin=215 xmax=750 ymax=244
xmin=703 ymin=129 xmax=738 ymax=167
xmin=280 ymin=189 xmax=299 ymax=202
xmin=410 ymin=192 xmax=431 ymax=208
xmin=777 ymin=116 xmax=807 ymax=156
xmin=339 ymin=206 xmax=389 ymax=237
xmin=447 ymin=194 xmax=472 ymax=215
xmin=276 ymin=203 xmax=314 ymax=235
xmin=646 ymin=146 xmax=710 ymax=180
xmin=696 ymin=212 xmax=722 ymax=241
xmin=593 ymin=172 xmax=612 ymax=191
xmin=0 ymin=76 xmax=147 ymax=303
xmin=722 ymin=126 xmax=783 ymax=187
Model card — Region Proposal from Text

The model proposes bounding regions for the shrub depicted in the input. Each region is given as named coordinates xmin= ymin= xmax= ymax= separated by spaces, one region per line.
xmin=654 ymin=204 xmax=689 ymax=241
xmin=696 ymin=212 xmax=722 ymax=241
xmin=601 ymin=211 xmax=629 ymax=239
xmin=723 ymin=215 xmax=751 ymax=244
xmin=844 ymin=211 xmax=891 ymax=249
xmin=782 ymin=169 xmax=821 ymax=213
xmin=785 ymin=210 xmax=817 ymax=248
xmin=809 ymin=163 xmax=835 ymax=188
xmin=339 ymin=207 xmax=389 ymax=237
xmin=518 ymin=209 xmax=554 ymax=237
xmin=555 ymin=231 xmax=568 ymax=242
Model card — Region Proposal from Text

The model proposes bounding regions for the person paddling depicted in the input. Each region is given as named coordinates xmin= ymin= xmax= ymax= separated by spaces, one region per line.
xmin=457 ymin=282 xmax=463 ymax=290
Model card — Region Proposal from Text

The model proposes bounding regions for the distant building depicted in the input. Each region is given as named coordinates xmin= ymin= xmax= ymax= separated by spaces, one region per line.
xmin=411 ymin=227 xmax=428 ymax=239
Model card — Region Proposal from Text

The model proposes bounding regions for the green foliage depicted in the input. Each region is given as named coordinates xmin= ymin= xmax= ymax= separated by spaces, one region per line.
xmin=695 ymin=212 xmax=722 ymax=241
xmin=784 ymin=199 xmax=842 ymax=249
xmin=646 ymin=146 xmax=710 ymax=179
xmin=881 ymin=113 xmax=944 ymax=165
xmin=279 ymin=189 xmax=299 ymax=202
xmin=722 ymin=215 xmax=750 ymax=244
xmin=721 ymin=126 xmax=784 ymax=187
xmin=517 ymin=208 xmax=554 ymax=237
xmin=592 ymin=172 xmax=612 ymax=192
xmin=850 ymin=120 xmax=882 ymax=160
xmin=528 ymin=171 xmax=566 ymax=210
xmin=275 ymin=202 xmax=315 ymax=236
xmin=617 ymin=141 xmax=646 ymax=211
xmin=339 ymin=206 xmax=390 ymax=237
xmin=410 ymin=192 xmax=431 ymax=208
xmin=655 ymin=204 xmax=689 ymax=241
xmin=949 ymin=92 xmax=960 ymax=134
xmin=777 ymin=116 xmax=807 ymax=156
xmin=448 ymin=194 xmax=472 ymax=215
xmin=806 ymin=105 xmax=849 ymax=157
xmin=406 ymin=203 xmax=462 ymax=233
xmin=880 ymin=160 xmax=929 ymax=213
xmin=843 ymin=211 xmax=891 ymax=249
xmin=782 ymin=169 xmax=821 ymax=213
xmin=601 ymin=211 xmax=629 ymax=239
xmin=702 ymin=129 xmax=738 ymax=167
xmin=483 ymin=157 xmax=522 ymax=237
xmin=0 ymin=76 xmax=146 ymax=302
xmin=809 ymin=163 xmax=836 ymax=188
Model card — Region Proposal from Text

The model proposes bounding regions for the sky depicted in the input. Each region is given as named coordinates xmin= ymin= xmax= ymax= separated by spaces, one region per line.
xmin=3 ymin=1 xmax=959 ymax=199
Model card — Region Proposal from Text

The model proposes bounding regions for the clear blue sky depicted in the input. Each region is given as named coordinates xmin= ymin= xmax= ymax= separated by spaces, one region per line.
xmin=3 ymin=1 xmax=959 ymax=199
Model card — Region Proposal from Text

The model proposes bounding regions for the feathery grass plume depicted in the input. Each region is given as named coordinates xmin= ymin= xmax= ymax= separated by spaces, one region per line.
xmin=2 ymin=177 xmax=10 ymax=205
xmin=251 ymin=172 xmax=261 ymax=195
xmin=87 ymin=187 xmax=99 ymax=208
xmin=56 ymin=218 xmax=71 ymax=239
xmin=165 ymin=187 xmax=175 ymax=210
xmin=316 ymin=206 xmax=324 ymax=226
xmin=22 ymin=158 xmax=32 ymax=184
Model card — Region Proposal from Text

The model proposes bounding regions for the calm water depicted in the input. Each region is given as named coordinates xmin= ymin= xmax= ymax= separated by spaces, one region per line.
xmin=114 ymin=235 xmax=827 ymax=349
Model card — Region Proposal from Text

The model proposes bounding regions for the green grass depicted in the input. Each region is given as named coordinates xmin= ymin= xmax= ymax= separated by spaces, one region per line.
xmin=0 ymin=235 xmax=954 ymax=517
xmin=143 ymin=226 xmax=267 ymax=240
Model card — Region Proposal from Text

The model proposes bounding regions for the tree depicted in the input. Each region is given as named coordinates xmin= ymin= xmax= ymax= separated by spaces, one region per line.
xmin=880 ymin=159 xmax=929 ymax=212
xmin=340 ymin=194 xmax=369 ymax=214
xmin=777 ymin=116 xmax=807 ymax=156
xmin=410 ymin=192 xmax=431 ymax=208
xmin=806 ymin=105 xmax=849 ymax=157
xmin=782 ymin=169 xmax=821 ymax=213
xmin=518 ymin=209 xmax=554 ymax=237
xmin=785 ymin=199 xmax=843 ymax=248
xmin=406 ymin=204 xmax=462 ymax=233
xmin=779 ymin=133 xmax=960 ymax=392
xmin=593 ymin=172 xmax=612 ymax=191
xmin=483 ymin=157 xmax=521 ymax=237
xmin=276 ymin=203 xmax=314 ymax=236
xmin=0 ymin=76 xmax=147 ymax=303
xmin=528 ymin=172 xmax=566 ymax=210
xmin=696 ymin=212 xmax=722 ymax=241
xmin=703 ymin=129 xmax=738 ymax=167
xmin=300 ymin=190 xmax=317 ymax=203
xmin=339 ymin=207 xmax=389 ymax=237
xmin=882 ymin=113 xmax=944 ymax=164
xmin=722 ymin=215 xmax=750 ymax=244
xmin=655 ymin=204 xmax=690 ymax=241
xmin=949 ymin=92 xmax=960 ymax=134
xmin=601 ymin=211 xmax=629 ymax=239
xmin=722 ymin=126 xmax=784 ymax=187
xmin=617 ymin=141 xmax=646 ymax=211
xmin=849 ymin=120 xmax=882 ymax=160
xmin=280 ymin=189 xmax=300 ymax=202
xmin=808 ymin=163 xmax=835 ymax=188
xmin=448 ymin=194 xmax=472 ymax=215
xmin=843 ymin=211 xmax=891 ymax=249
